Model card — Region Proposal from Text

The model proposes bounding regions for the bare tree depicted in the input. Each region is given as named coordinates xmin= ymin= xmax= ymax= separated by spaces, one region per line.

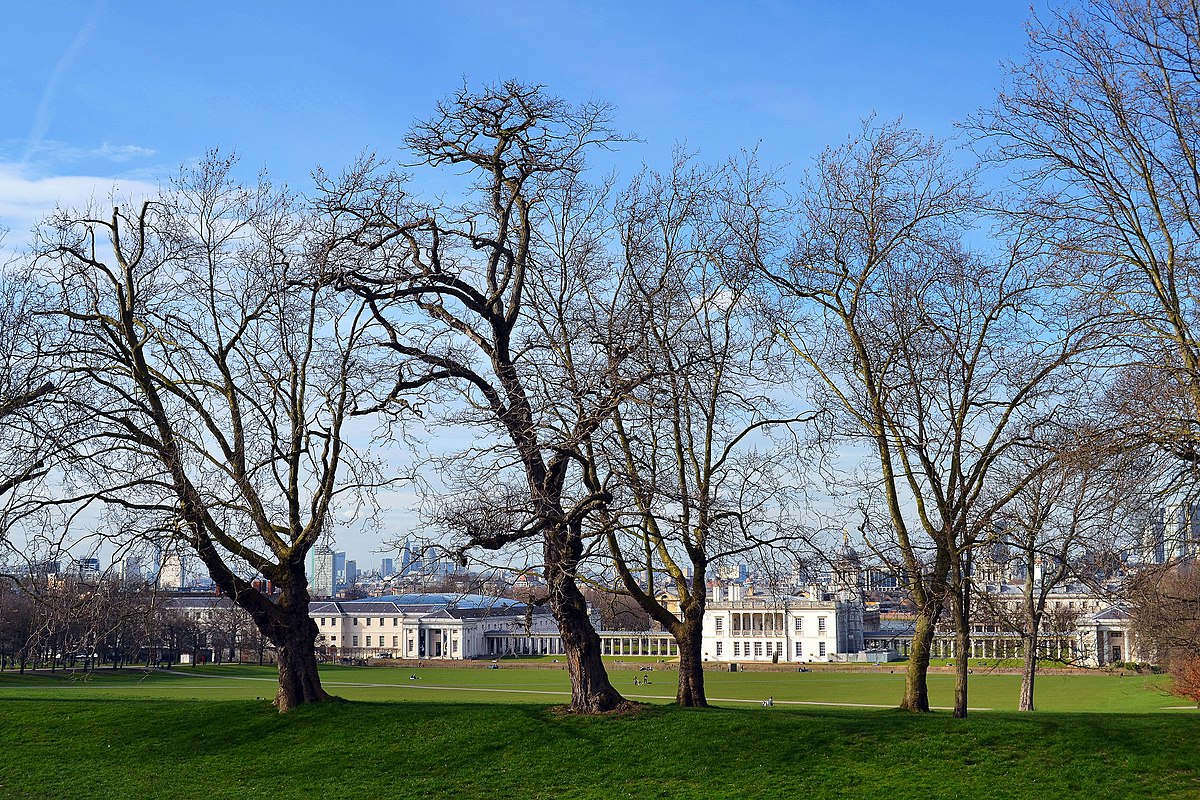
xmin=318 ymin=82 xmax=635 ymax=713
xmin=1131 ymin=562 xmax=1200 ymax=702
xmin=28 ymin=154 xmax=383 ymax=711
xmin=590 ymin=154 xmax=812 ymax=707
xmin=982 ymin=426 xmax=1148 ymax=710
xmin=758 ymin=121 xmax=1106 ymax=716
xmin=981 ymin=0 xmax=1200 ymax=466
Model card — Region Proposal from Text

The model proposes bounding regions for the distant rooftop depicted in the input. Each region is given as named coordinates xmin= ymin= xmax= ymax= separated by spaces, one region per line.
xmin=348 ymin=593 xmax=526 ymax=611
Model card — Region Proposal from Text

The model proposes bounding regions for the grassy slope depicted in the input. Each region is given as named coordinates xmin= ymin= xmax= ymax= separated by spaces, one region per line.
xmin=0 ymin=697 xmax=1197 ymax=799
xmin=0 ymin=667 xmax=1193 ymax=798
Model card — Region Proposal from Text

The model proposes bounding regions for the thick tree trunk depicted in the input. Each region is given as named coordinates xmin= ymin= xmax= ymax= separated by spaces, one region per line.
xmin=236 ymin=569 xmax=333 ymax=714
xmin=674 ymin=621 xmax=708 ymax=708
xmin=545 ymin=532 xmax=627 ymax=713
xmin=1019 ymin=620 xmax=1040 ymax=712
xmin=901 ymin=606 xmax=937 ymax=712
xmin=272 ymin=618 xmax=331 ymax=713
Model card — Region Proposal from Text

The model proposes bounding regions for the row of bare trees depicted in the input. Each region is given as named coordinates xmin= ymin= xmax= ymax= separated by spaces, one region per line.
xmin=5 ymin=0 xmax=1200 ymax=716
xmin=0 ymin=575 xmax=265 ymax=672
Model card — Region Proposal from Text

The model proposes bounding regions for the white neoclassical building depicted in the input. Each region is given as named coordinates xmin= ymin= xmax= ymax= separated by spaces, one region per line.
xmin=310 ymin=594 xmax=551 ymax=659
xmin=701 ymin=585 xmax=863 ymax=664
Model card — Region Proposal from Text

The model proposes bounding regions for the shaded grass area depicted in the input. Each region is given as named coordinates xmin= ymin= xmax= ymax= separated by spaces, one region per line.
xmin=0 ymin=663 xmax=1183 ymax=713
xmin=0 ymin=697 xmax=1197 ymax=799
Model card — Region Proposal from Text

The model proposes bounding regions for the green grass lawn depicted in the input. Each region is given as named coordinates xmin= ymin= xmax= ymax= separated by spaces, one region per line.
xmin=0 ymin=665 xmax=1195 ymax=799
xmin=0 ymin=662 xmax=1185 ymax=713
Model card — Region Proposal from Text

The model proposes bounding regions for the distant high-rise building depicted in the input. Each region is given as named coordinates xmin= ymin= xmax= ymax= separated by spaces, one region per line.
xmin=124 ymin=556 xmax=143 ymax=582
xmin=159 ymin=551 xmax=191 ymax=590
xmin=311 ymin=545 xmax=335 ymax=597
xmin=381 ymin=558 xmax=395 ymax=577
xmin=346 ymin=560 xmax=358 ymax=585
xmin=333 ymin=551 xmax=347 ymax=589
xmin=1144 ymin=504 xmax=1200 ymax=565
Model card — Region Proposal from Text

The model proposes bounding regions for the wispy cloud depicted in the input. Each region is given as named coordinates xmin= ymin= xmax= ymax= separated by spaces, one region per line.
xmin=0 ymin=163 xmax=158 ymax=239
xmin=21 ymin=0 xmax=109 ymax=166
xmin=18 ymin=140 xmax=158 ymax=166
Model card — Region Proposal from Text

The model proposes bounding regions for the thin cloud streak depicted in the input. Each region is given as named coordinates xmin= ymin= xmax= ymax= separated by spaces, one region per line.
xmin=21 ymin=0 xmax=109 ymax=166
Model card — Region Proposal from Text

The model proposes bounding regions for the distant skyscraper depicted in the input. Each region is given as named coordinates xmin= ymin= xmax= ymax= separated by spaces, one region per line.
xmin=346 ymin=560 xmax=358 ymax=585
xmin=159 ymin=551 xmax=190 ymax=590
xmin=1144 ymin=504 xmax=1200 ymax=565
xmin=333 ymin=550 xmax=347 ymax=589
xmin=311 ymin=545 xmax=335 ymax=597
xmin=381 ymin=558 xmax=395 ymax=577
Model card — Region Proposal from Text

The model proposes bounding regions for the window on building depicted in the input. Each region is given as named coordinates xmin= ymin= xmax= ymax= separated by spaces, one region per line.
xmin=716 ymin=642 xmax=723 ymax=656
xmin=733 ymin=642 xmax=740 ymax=657
xmin=393 ymin=617 xmax=399 ymax=626
xmin=754 ymin=642 xmax=763 ymax=657
xmin=407 ymin=640 xmax=414 ymax=653
xmin=352 ymin=636 xmax=359 ymax=647
xmin=794 ymin=617 xmax=802 ymax=633
xmin=452 ymin=639 xmax=458 ymax=654
xmin=795 ymin=642 xmax=803 ymax=657
xmin=818 ymin=616 xmax=827 ymax=632
xmin=715 ymin=616 xmax=724 ymax=632
xmin=366 ymin=617 xmax=371 ymax=626
xmin=366 ymin=636 xmax=372 ymax=646
xmin=352 ymin=618 xmax=358 ymax=626
xmin=330 ymin=635 xmax=337 ymax=643
xmin=379 ymin=618 xmax=385 ymax=626
xmin=392 ymin=636 xmax=399 ymax=648
xmin=819 ymin=641 xmax=826 ymax=657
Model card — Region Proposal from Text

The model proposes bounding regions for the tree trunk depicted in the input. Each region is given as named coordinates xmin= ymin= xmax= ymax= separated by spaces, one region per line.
xmin=674 ymin=620 xmax=708 ymax=708
xmin=235 ymin=568 xmax=333 ymax=713
xmin=951 ymin=588 xmax=970 ymax=719
xmin=271 ymin=617 xmax=331 ymax=713
xmin=901 ymin=605 xmax=937 ymax=712
xmin=545 ymin=532 xmax=627 ymax=713
xmin=1019 ymin=620 xmax=1040 ymax=712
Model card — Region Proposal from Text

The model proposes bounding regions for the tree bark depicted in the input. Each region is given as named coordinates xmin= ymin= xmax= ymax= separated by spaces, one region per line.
xmin=901 ymin=604 xmax=939 ymax=712
xmin=232 ymin=565 xmax=333 ymax=713
xmin=1019 ymin=619 xmax=1041 ymax=712
xmin=271 ymin=612 xmax=331 ymax=713
xmin=546 ymin=530 xmax=628 ymax=713
xmin=674 ymin=615 xmax=708 ymax=708
xmin=951 ymin=589 xmax=970 ymax=718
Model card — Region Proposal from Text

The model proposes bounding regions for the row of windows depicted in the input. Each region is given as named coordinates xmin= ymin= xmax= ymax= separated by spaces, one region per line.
xmin=719 ymin=640 xmax=828 ymax=658
xmin=317 ymin=617 xmax=402 ymax=627
xmin=713 ymin=615 xmax=828 ymax=634
xmin=319 ymin=634 xmax=460 ymax=653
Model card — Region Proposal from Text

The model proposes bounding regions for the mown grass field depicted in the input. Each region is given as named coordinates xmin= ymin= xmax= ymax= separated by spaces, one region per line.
xmin=0 ymin=664 xmax=1195 ymax=799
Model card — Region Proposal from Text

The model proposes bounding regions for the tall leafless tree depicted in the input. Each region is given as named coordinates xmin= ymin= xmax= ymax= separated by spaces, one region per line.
xmin=318 ymin=82 xmax=635 ymax=713
xmin=590 ymin=153 xmax=813 ymax=707
xmin=28 ymin=154 xmax=384 ymax=711
xmin=981 ymin=0 xmax=1200 ymax=468
xmin=758 ymin=121 xmax=1108 ymax=716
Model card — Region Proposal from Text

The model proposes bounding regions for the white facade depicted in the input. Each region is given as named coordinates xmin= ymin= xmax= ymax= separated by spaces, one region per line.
xmin=702 ymin=595 xmax=861 ymax=664
xmin=310 ymin=594 xmax=546 ymax=660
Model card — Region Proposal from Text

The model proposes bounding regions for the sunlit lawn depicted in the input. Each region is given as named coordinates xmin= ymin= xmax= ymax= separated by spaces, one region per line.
xmin=0 ymin=662 xmax=1186 ymax=713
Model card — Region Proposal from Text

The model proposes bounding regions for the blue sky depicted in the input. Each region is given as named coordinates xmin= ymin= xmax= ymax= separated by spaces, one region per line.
xmin=2 ymin=1 xmax=1041 ymax=564
xmin=2 ymin=2 xmax=1036 ymax=233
